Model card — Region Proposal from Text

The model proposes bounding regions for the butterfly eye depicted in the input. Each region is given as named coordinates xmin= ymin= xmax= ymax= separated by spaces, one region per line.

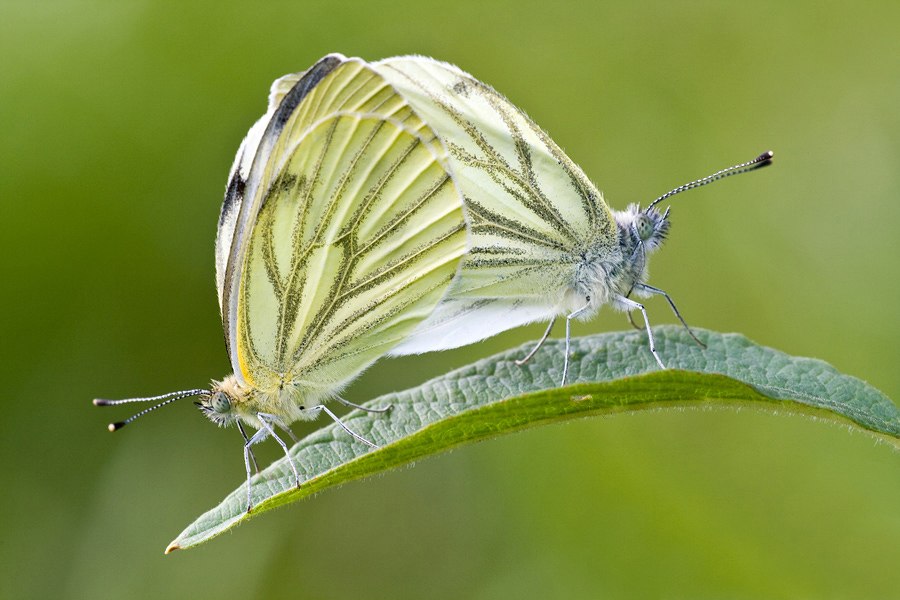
xmin=210 ymin=392 xmax=231 ymax=414
xmin=635 ymin=215 xmax=655 ymax=242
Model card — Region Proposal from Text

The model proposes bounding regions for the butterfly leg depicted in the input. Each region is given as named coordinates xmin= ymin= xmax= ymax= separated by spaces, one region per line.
xmin=516 ymin=317 xmax=556 ymax=366
xmin=257 ymin=413 xmax=302 ymax=489
xmin=633 ymin=283 xmax=706 ymax=348
xmin=615 ymin=295 xmax=666 ymax=369
xmin=623 ymin=241 xmax=647 ymax=332
xmin=243 ymin=425 xmax=271 ymax=513
xmin=310 ymin=405 xmax=379 ymax=448
xmin=337 ymin=396 xmax=393 ymax=414
xmin=278 ymin=423 xmax=300 ymax=444
xmin=562 ymin=299 xmax=592 ymax=386
xmin=237 ymin=421 xmax=260 ymax=474
xmin=625 ymin=307 xmax=642 ymax=331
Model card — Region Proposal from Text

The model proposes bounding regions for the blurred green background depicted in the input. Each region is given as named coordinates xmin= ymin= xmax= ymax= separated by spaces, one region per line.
xmin=3 ymin=1 xmax=899 ymax=598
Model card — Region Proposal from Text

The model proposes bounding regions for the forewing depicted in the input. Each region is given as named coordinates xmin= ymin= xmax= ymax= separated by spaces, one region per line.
xmin=373 ymin=57 xmax=619 ymax=353
xmin=228 ymin=58 xmax=466 ymax=391
xmin=372 ymin=56 xmax=618 ymax=299
xmin=216 ymin=72 xmax=310 ymax=312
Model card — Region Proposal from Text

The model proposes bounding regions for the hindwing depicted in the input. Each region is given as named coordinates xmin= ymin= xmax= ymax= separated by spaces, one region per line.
xmin=373 ymin=57 xmax=618 ymax=299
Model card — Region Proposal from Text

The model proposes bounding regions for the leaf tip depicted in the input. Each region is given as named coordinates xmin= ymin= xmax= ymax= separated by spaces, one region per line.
xmin=165 ymin=542 xmax=181 ymax=555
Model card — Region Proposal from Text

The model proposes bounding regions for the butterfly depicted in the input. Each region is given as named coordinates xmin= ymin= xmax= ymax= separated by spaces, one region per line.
xmin=365 ymin=57 xmax=772 ymax=383
xmin=95 ymin=55 xmax=468 ymax=512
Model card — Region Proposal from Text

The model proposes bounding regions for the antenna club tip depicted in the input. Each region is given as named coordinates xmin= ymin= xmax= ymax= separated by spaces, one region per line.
xmin=93 ymin=399 xmax=108 ymax=406
xmin=108 ymin=422 xmax=126 ymax=432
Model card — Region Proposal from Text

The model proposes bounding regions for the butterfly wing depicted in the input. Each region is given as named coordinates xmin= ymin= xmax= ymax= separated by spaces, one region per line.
xmin=219 ymin=55 xmax=467 ymax=392
xmin=373 ymin=57 xmax=619 ymax=354
xmin=216 ymin=71 xmax=312 ymax=313
xmin=386 ymin=295 xmax=559 ymax=355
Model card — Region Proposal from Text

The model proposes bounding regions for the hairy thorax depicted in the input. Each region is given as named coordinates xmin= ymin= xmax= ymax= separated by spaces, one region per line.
xmin=210 ymin=373 xmax=327 ymax=427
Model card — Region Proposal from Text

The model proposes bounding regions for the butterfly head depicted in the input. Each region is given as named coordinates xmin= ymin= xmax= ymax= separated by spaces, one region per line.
xmin=605 ymin=203 xmax=672 ymax=298
xmin=195 ymin=392 xmax=236 ymax=426
xmin=195 ymin=375 xmax=248 ymax=427
xmin=615 ymin=203 xmax=670 ymax=260
xmin=630 ymin=204 xmax=671 ymax=253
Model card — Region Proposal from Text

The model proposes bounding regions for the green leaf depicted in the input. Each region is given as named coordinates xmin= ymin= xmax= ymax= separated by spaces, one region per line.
xmin=166 ymin=326 xmax=898 ymax=553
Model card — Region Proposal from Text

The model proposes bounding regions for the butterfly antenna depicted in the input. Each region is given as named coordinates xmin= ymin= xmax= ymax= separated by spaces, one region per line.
xmin=647 ymin=151 xmax=773 ymax=210
xmin=93 ymin=389 xmax=207 ymax=431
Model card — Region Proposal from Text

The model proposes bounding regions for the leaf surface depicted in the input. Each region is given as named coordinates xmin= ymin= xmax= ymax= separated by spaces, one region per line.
xmin=167 ymin=326 xmax=898 ymax=552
